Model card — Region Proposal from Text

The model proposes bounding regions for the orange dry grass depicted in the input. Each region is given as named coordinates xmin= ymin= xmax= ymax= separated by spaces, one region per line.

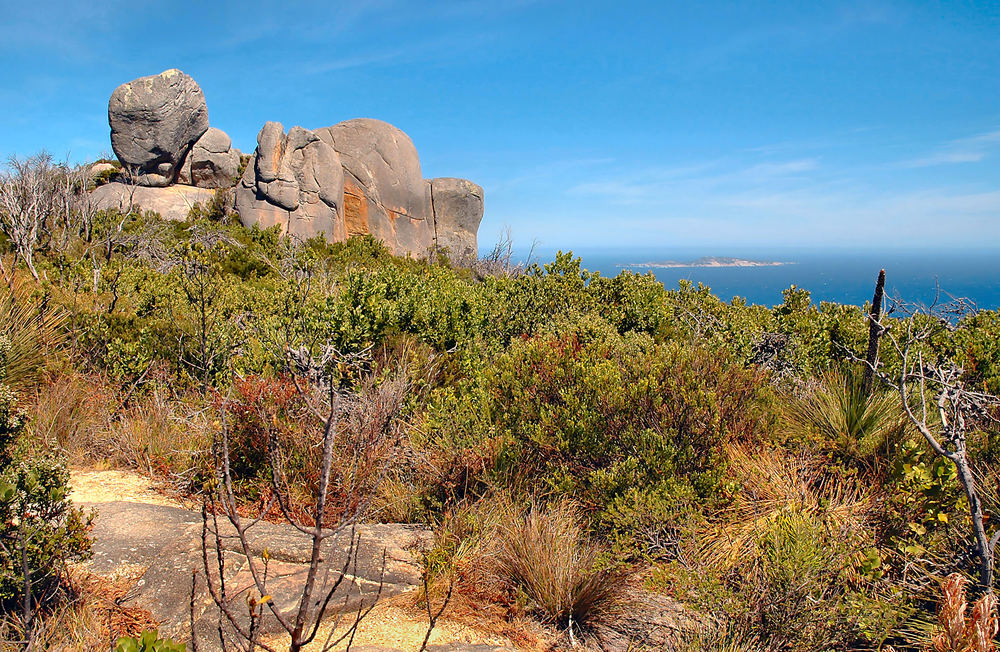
xmin=7 ymin=569 xmax=159 ymax=651
xmin=497 ymin=500 xmax=625 ymax=630
xmin=694 ymin=443 xmax=877 ymax=574
xmin=29 ymin=370 xmax=210 ymax=476
xmin=931 ymin=573 xmax=998 ymax=652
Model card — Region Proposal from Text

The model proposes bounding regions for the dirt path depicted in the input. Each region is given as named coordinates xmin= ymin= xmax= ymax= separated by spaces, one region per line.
xmin=70 ymin=468 xmax=518 ymax=652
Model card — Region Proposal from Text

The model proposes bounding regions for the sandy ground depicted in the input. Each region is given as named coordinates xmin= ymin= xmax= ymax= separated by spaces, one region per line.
xmin=262 ymin=596 xmax=519 ymax=651
xmin=71 ymin=467 xmax=180 ymax=507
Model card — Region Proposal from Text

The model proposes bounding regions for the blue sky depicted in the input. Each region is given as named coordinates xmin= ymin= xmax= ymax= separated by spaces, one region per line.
xmin=1 ymin=0 xmax=998 ymax=251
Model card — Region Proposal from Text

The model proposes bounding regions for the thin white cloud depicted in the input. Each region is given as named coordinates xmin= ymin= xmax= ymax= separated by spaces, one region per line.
xmin=567 ymin=157 xmax=822 ymax=203
xmin=899 ymin=129 xmax=1000 ymax=168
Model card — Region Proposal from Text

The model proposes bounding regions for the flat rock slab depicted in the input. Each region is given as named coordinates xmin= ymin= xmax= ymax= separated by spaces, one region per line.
xmin=81 ymin=501 xmax=203 ymax=575
xmin=90 ymin=182 xmax=218 ymax=221
xmin=78 ymin=494 xmax=431 ymax=649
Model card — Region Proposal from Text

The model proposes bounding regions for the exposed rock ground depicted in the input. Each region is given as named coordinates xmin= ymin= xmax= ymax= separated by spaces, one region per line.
xmin=90 ymin=182 xmax=220 ymax=222
xmin=71 ymin=469 xmax=517 ymax=652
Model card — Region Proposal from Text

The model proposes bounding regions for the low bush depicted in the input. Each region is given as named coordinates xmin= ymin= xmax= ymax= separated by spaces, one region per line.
xmin=0 ymin=442 xmax=93 ymax=612
xmin=422 ymin=316 xmax=778 ymax=555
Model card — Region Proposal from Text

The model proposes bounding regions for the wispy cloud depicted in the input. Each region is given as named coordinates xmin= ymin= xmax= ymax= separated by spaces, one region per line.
xmin=299 ymin=48 xmax=414 ymax=75
xmin=899 ymin=129 xmax=1000 ymax=168
xmin=498 ymin=140 xmax=999 ymax=248
xmin=567 ymin=157 xmax=822 ymax=204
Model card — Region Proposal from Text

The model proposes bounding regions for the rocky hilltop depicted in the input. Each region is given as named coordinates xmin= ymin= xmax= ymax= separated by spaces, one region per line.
xmin=92 ymin=69 xmax=483 ymax=259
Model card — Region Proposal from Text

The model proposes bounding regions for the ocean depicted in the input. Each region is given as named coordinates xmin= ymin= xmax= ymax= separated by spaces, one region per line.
xmin=511 ymin=246 xmax=1000 ymax=311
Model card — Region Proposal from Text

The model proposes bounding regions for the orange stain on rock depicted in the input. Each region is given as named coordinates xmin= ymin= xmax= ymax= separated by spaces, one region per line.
xmin=343 ymin=179 xmax=369 ymax=237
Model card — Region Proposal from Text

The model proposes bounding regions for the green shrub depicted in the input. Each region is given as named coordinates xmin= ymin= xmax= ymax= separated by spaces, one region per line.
xmin=186 ymin=189 xmax=229 ymax=222
xmin=116 ymin=630 xmax=186 ymax=652
xmin=93 ymin=166 xmax=118 ymax=186
xmin=0 ymin=443 xmax=93 ymax=610
xmin=422 ymin=315 xmax=778 ymax=555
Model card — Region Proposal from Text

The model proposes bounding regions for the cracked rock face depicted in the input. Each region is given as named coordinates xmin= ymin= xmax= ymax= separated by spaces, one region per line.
xmin=429 ymin=177 xmax=484 ymax=261
xmin=109 ymin=69 xmax=209 ymax=187
xmin=235 ymin=122 xmax=345 ymax=241
xmin=178 ymin=127 xmax=241 ymax=189
xmin=315 ymin=119 xmax=434 ymax=257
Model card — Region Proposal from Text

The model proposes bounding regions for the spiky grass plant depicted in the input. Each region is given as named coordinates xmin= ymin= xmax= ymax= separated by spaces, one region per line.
xmin=697 ymin=443 xmax=876 ymax=572
xmin=787 ymin=367 xmax=906 ymax=467
xmin=0 ymin=275 xmax=64 ymax=388
xmin=497 ymin=500 xmax=624 ymax=636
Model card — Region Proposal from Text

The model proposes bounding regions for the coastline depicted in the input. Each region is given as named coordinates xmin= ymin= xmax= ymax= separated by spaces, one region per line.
xmin=619 ymin=259 xmax=792 ymax=269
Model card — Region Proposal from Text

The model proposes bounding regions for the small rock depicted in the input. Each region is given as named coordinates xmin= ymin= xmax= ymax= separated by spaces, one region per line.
xmin=177 ymin=127 xmax=241 ymax=189
xmin=429 ymin=177 xmax=484 ymax=261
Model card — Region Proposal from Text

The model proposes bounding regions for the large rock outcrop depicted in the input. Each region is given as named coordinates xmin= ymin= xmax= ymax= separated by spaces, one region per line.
xmin=235 ymin=122 xmax=345 ymax=241
xmin=100 ymin=70 xmax=485 ymax=258
xmin=90 ymin=182 xmax=219 ymax=222
xmin=428 ymin=177 xmax=484 ymax=260
xmin=178 ymin=127 xmax=241 ymax=189
xmin=315 ymin=119 xmax=434 ymax=256
xmin=109 ymin=69 xmax=209 ymax=187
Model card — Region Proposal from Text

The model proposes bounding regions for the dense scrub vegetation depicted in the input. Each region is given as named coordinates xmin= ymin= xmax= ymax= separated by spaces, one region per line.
xmin=3 ymin=160 xmax=1000 ymax=649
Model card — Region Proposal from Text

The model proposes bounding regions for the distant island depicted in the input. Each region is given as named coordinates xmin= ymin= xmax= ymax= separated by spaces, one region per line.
xmin=621 ymin=256 xmax=790 ymax=269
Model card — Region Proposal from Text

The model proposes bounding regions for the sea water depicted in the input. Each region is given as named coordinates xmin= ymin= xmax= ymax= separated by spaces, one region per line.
xmin=508 ymin=246 xmax=1000 ymax=310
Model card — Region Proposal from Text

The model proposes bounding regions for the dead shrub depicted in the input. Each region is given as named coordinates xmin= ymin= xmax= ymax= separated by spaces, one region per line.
xmin=931 ymin=573 xmax=998 ymax=652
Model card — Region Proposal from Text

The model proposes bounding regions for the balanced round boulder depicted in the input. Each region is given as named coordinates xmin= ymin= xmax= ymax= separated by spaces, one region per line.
xmin=235 ymin=122 xmax=345 ymax=242
xmin=178 ymin=128 xmax=241 ymax=189
xmin=109 ymin=69 xmax=209 ymax=187
xmin=429 ymin=178 xmax=484 ymax=261
xmin=315 ymin=119 xmax=433 ymax=256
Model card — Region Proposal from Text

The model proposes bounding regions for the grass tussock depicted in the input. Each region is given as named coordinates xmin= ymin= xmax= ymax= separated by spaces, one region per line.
xmin=498 ymin=500 xmax=625 ymax=633
xmin=422 ymin=496 xmax=626 ymax=645
xmin=0 ymin=275 xmax=65 ymax=388
xmin=696 ymin=442 xmax=877 ymax=573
